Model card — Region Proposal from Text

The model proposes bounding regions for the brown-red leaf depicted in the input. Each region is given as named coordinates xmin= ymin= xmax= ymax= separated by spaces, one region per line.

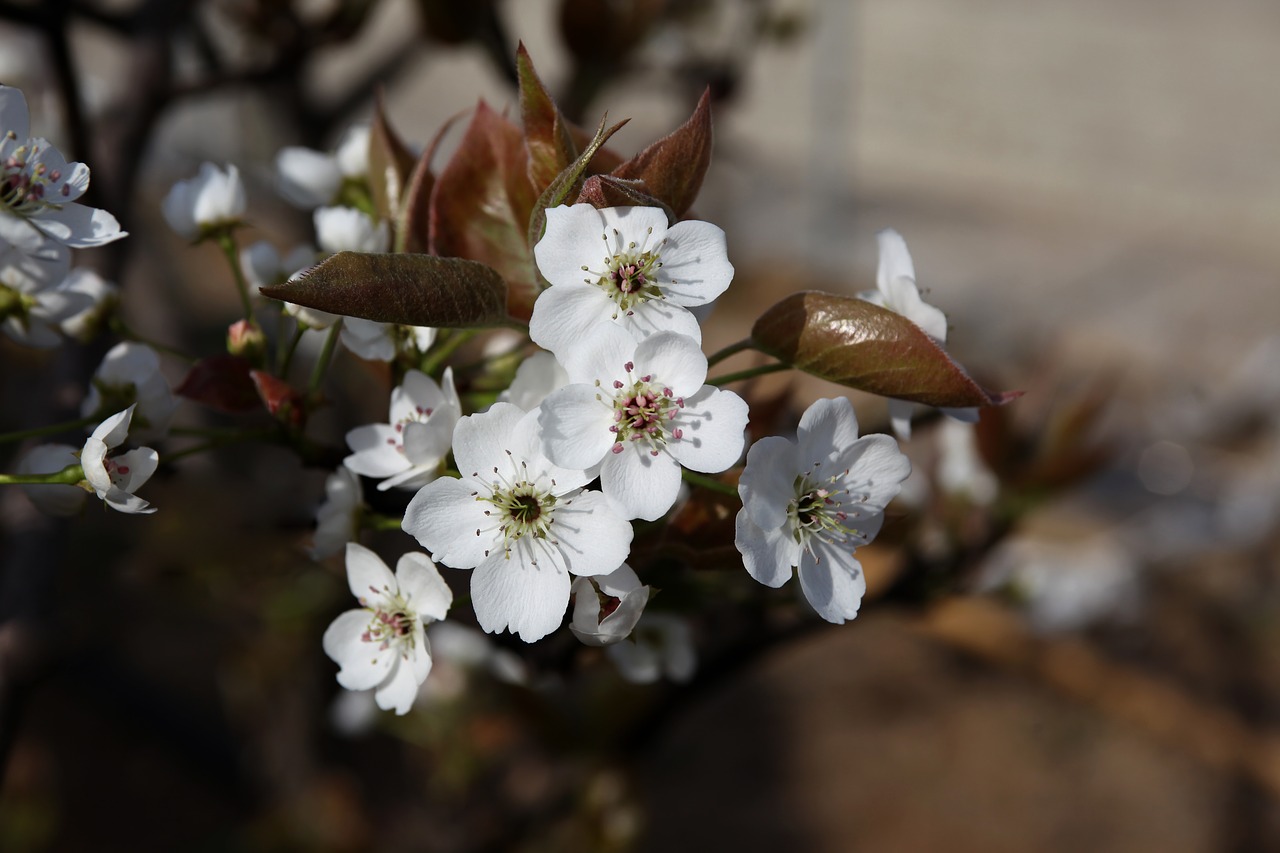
xmin=611 ymin=88 xmax=713 ymax=218
xmin=251 ymin=371 xmax=304 ymax=429
xmin=751 ymin=291 xmax=1020 ymax=408
xmin=175 ymin=355 xmax=261 ymax=413
xmin=368 ymin=92 xmax=418 ymax=224
xmin=260 ymin=252 xmax=508 ymax=328
xmin=517 ymin=43 xmax=578 ymax=192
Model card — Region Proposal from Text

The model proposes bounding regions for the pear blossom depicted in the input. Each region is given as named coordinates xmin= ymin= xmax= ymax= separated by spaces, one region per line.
xmin=936 ymin=418 xmax=997 ymax=505
xmin=0 ymin=86 xmax=125 ymax=251
xmin=403 ymin=403 xmax=633 ymax=642
xmin=314 ymin=205 xmax=388 ymax=255
xmin=860 ymin=229 xmax=978 ymax=438
xmin=340 ymin=317 xmax=436 ymax=363
xmin=81 ymin=342 xmax=177 ymax=442
xmin=539 ymin=326 xmax=749 ymax=521
xmin=276 ymin=124 xmax=370 ymax=209
xmin=311 ymin=466 xmax=365 ymax=559
xmin=17 ymin=443 xmax=87 ymax=516
xmin=56 ymin=268 xmax=118 ymax=343
xmin=241 ymin=240 xmax=333 ymax=329
xmin=343 ymin=368 xmax=460 ymax=491
xmin=569 ymin=564 xmax=650 ymax=646
xmin=735 ymin=397 xmax=910 ymax=624
xmin=81 ymin=404 xmax=159 ymax=514
xmin=529 ymin=204 xmax=734 ymax=358
xmin=0 ymin=236 xmax=87 ymax=347
xmin=498 ymin=350 xmax=570 ymax=412
xmin=161 ymin=162 xmax=245 ymax=240
xmin=322 ymin=543 xmax=452 ymax=715
xmin=605 ymin=613 xmax=696 ymax=684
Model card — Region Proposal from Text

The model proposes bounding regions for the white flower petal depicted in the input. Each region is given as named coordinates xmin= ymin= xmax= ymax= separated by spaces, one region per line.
xmin=470 ymin=553 xmax=571 ymax=642
xmin=374 ymin=655 xmax=423 ymax=715
xmin=601 ymin=446 xmax=681 ymax=521
xmin=657 ymin=219 xmax=734 ymax=307
xmin=796 ymin=397 xmax=861 ymax=463
xmin=528 ymin=282 xmax=617 ymax=359
xmin=403 ymin=477 xmax=493 ymax=569
xmin=276 ymin=147 xmax=341 ymax=208
xmin=543 ymin=489 xmax=633 ymax=576
xmin=344 ymin=542 xmax=397 ymax=606
xmin=0 ymin=85 xmax=30 ymax=140
xmin=632 ymin=331 xmax=707 ymax=394
xmin=734 ymin=509 xmax=798 ymax=588
xmin=343 ymin=424 xmax=408 ymax=478
xmin=737 ymin=435 xmax=799 ymax=530
xmin=797 ymin=544 xmax=866 ymax=624
xmin=395 ymin=552 xmax=452 ymax=622
xmin=539 ymin=385 xmax=615 ymax=470
xmin=875 ymin=228 xmax=916 ymax=293
xmin=665 ymin=385 xmax=748 ymax=474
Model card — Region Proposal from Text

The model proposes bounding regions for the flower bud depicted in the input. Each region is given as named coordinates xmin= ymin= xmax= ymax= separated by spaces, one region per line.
xmin=227 ymin=318 xmax=266 ymax=364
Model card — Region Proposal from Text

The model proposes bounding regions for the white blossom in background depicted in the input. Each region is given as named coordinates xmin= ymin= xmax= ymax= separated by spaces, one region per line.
xmin=339 ymin=317 xmax=436 ymax=363
xmin=241 ymin=240 xmax=333 ymax=329
xmin=860 ymin=229 xmax=977 ymax=439
xmin=81 ymin=342 xmax=177 ymax=442
xmin=0 ymin=236 xmax=87 ymax=347
xmin=314 ymin=206 xmax=388 ymax=255
xmin=311 ymin=467 xmax=365 ymax=559
xmin=936 ymin=418 xmax=998 ymax=505
xmin=0 ymin=86 xmax=125 ymax=251
xmin=322 ymin=543 xmax=452 ymax=715
xmin=17 ymin=443 xmax=86 ymax=516
xmin=539 ymin=326 xmax=748 ymax=521
xmin=161 ymin=162 xmax=245 ymax=240
xmin=403 ymin=403 xmax=633 ymax=642
xmin=56 ymin=268 xmax=118 ymax=343
xmin=569 ymin=564 xmax=650 ymax=646
xmin=498 ymin=351 xmax=570 ymax=412
xmin=735 ymin=397 xmax=910 ymax=624
xmin=529 ymin=204 xmax=734 ymax=359
xmin=605 ymin=613 xmax=696 ymax=684
xmin=344 ymin=368 xmax=460 ymax=491
xmin=81 ymin=404 xmax=159 ymax=514
xmin=276 ymin=124 xmax=370 ymax=209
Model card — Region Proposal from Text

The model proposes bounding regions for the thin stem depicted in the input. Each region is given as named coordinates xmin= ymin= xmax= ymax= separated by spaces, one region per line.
xmin=110 ymin=318 xmax=196 ymax=363
xmin=707 ymin=362 xmax=789 ymax=386
xmin=681 ymin=469 xmax=739 ymax=498
xmin=308 ymin=320 xmax=343 ymax=393
xmin=278 ymin=325 xmax=307 ymax=380
xmin=365 ymin=513 xmax=402 ymax=532
xmin=216 ymin=231 xmax=254 ymax=319
xmin=421 ymin=329 xmax=477 ymax=376
xmin=0 ymin=464 xmax=85 ymax=486
xmin=0 ymin=416 xmax=98 ymax=445
xmin=705 ymin=337 xmax=754 ymax=368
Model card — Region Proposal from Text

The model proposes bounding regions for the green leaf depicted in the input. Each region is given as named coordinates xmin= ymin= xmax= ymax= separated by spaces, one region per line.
xmin=260 ymin=252 xmax=508 ymax=328
xmin=526 ymin=114 xmax=629 ymax=261
xmin=429 ymin=101 xmax=539 ymax=319
xmin=367 ymin=92 xmax=418 ymax=224
xmin=751 ymin=291 xmax=1020 ymax=408
xmin=517 ymin=43 xmax=578 ymax=192
xmin=611 ymin=88 xmax=713 ymax=218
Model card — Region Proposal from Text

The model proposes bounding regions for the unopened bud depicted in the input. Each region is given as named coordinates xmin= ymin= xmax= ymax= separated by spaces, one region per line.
xmin=227 ymin=318 xmax=266 ymax=364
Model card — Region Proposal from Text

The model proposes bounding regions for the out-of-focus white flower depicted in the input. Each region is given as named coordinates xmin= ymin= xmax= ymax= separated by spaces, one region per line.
xmin=81 ymin=404 xmax=158 ymax=514
xmin=339 ymin=317 xmax=435 ymax=362
xmin=17 ymin=443 xmax=86 ymax=516
xmin=529 ymin=204 xmax=734 ymax=359
xmin=0 ymin=86 xmax=125 ymax=251
xmin=570 ymin=564 xmax=650 ymax=646
xmin=403 ymin=403 xmax=633 ymax=643
xmin=81 ymin=342 xmax=177 ymax=442
xmin=311 ymin=466 xmax=365 ymax=559
xmin=539 ymin=325 xmax=748 ymax=521
xmin=860 ymin=229 xmax=977 ymax=439
xmin=0 ymin=236 xmax=89 ymax=348
xmin=936 ymin=419 xmax=997 ymax=505
xmin=314 ymin=206 xmax=388 ymax=255
xmin=241 ymin=240 xmax=316 ymax=291
xmin=735 ymin=397 xmax=910 ymax=624
xmin=275 ymin=124 xmax=370 ymax=209
xmin=161 ymin=162 xmax=245 ymax=240
xmin=498 ymin=350 xmax=570 ymax=411
xmin=978 ymin=534 xmax=1140 ymax=634
xmin=56 ymin=268 xmax=118 ymax=343
xmin=322 ymin=543 xmax=452 ymax=715
xmin=605 ymin=613 xmax=696 ymax=684
xmin=344 ymin=368 xmax=460 ymax=491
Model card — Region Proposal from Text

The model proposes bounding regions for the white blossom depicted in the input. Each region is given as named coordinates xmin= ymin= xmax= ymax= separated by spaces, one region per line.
xmin=735 ymin=397 xmax=910 ymax=624
xmin=322 ymin=543 xmax=452 ymax=715
xmin=0 ymin=235 xmax=85 ymax=347
xmin=0 ymin=85 xmax=125 ymax=251
xmin=56 ymin=268 xmax=118 ymax=343
xmin=569 ymin=564 xmax=650 ymax=646
xmin=161 ymin=162 xmax=245 ymax=240
xmin=403 ymin=403 xmax=633 ymax=643
xmin=498 ymin=350 xmax=570 ymax=412
xmin=605 ymin=613 xmax=696 ymax=684
xmin=276 ymin=124 xmax=370 ymax=209
xmin=314 ymin=206 xmax=388 ymax=255
xmin=344 ymin=368 xmax=460 ymax=491
xmin=529 ymin=205 xmax=734 ymax=359
xmin=17 ymin=443 xmax=86 ymax=516
xmin=860 ymin=229 xmax=977 ymax=438
xmin=81 ymin=404 xmax=159 ymax=514
xmin=339 ymin=317 xmax=436 ymax=363
xmin=81 ymin=342 xmax=177 ymax=442
xmin=311 ymin=466 xmax=364 ymax=559
xmin=539 ymin=326 xmax=748 ymax=521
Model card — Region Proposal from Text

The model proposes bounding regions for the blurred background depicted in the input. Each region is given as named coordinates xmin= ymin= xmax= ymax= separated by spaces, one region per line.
xmin=2 ymin=0 xmax=1279 ymax=850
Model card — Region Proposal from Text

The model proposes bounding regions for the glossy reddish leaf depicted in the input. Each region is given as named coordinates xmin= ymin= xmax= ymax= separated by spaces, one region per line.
xmin=574 ymin=174 xmax=674 ymax=221
xmin=611 ymin=88 xmax=713 ymax=218
xmin=251 ymin=370 xmax=304 ymax=429
xmin=751 ymin=291 xmax=1020 ymax=408
xmin=429 ymin=101 xmax=539 ymax=318
xmin=397 ymin=111 xmax=463 ymax=254
xmin=368 ymin=92 xmax=418 ymax=224
xmin=175 ymin=355 xmax=260 ymax=413
xmin=517 ymin=43 xmax=577 ymax=192
xmin=526 ymin=115 xmax=628 ymax=257
xmin=260 ymin=252 xmax=508 ymax=328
